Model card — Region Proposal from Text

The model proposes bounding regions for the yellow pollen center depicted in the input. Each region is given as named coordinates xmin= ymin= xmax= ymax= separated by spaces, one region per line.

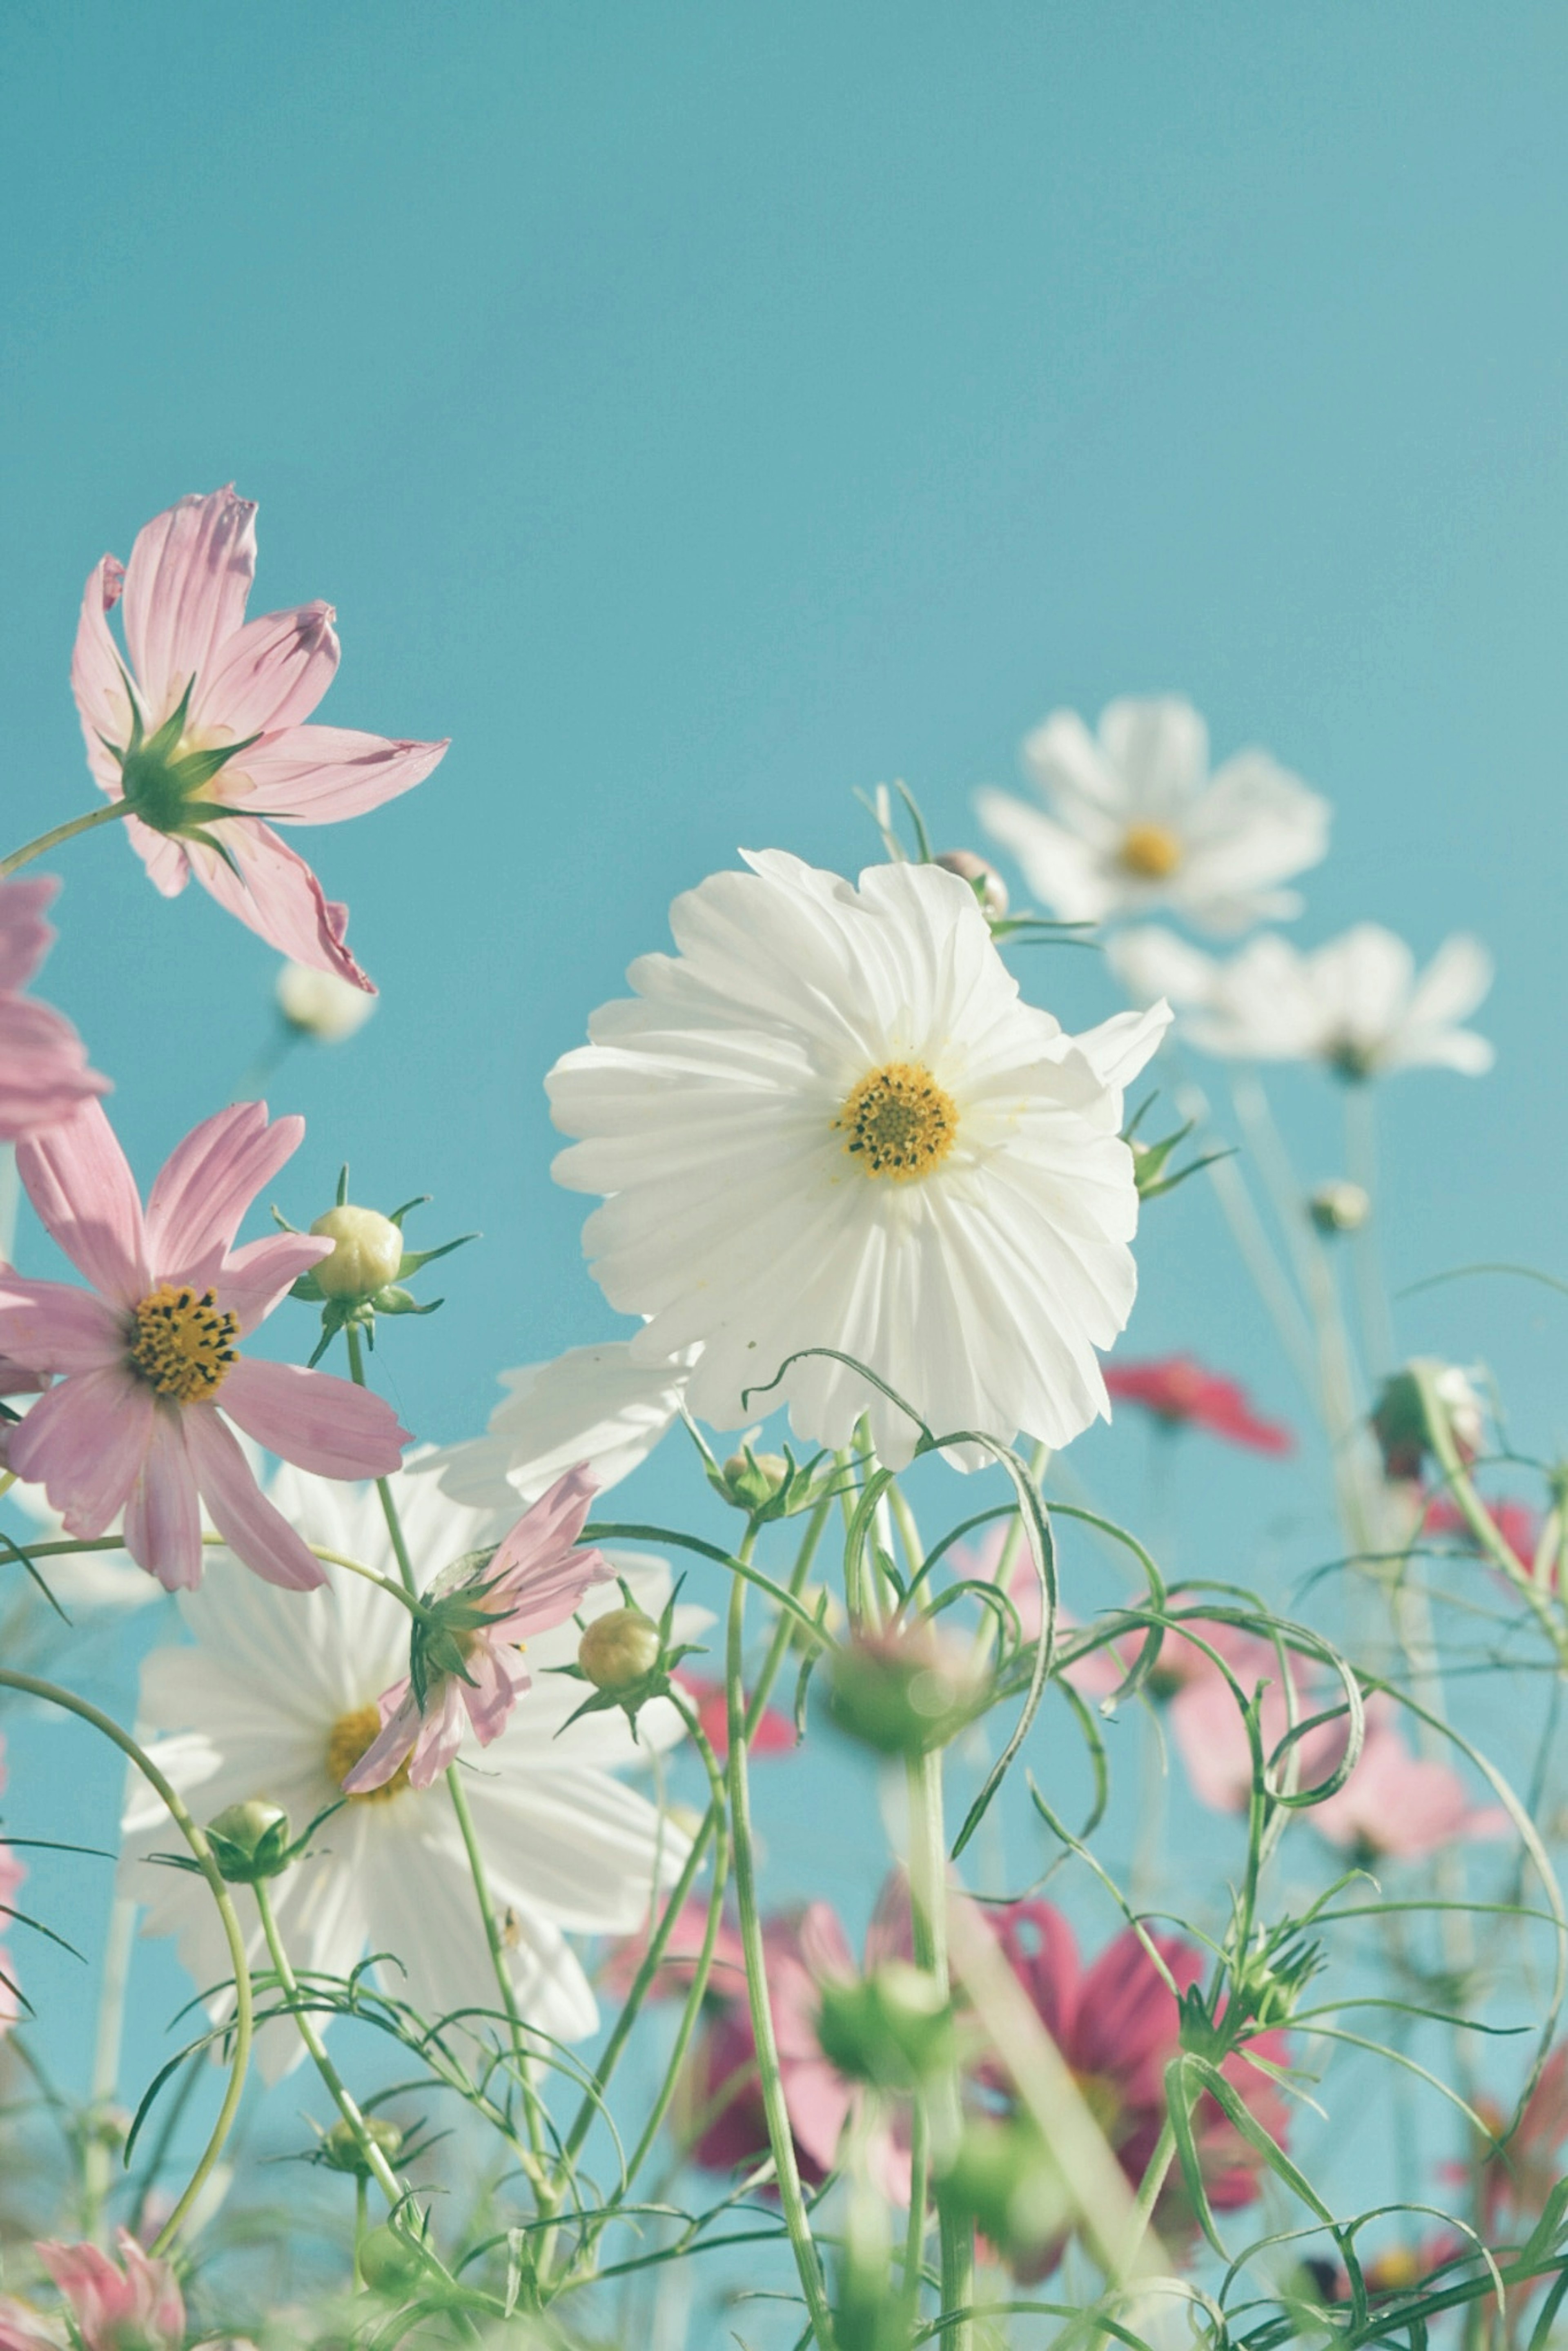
xmin=1118 ymin=821 xmax=1184 ymax=880
xmin=326 ymin=1704 xmax=414 ymax=1804
xmin=836 ymin=1061 xmax=958 ymax=1181
xmin=127 ymin=1284 xmax=239 ymax=1403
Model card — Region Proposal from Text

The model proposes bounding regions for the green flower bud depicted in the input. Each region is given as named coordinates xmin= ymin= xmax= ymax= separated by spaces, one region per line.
xmin=205 ymin=1799 xmax=292 ymax=1884
xmin=578 ymin=1606 xmax=664 ymax=1693
xmin=320 ymin=2115 xmax=405 ymax=2177
xmin=815 ymin=1961 xmax=953 ymax=2088
xmin=939 ymin=2117 xmax=1071 ymax=2271
xmin=1309 ymin=1180 xmax=1370 ymax=1235
xmin=1372 ymin=1361 xmax=1484 ymax=1482
xmin=309 ymin=1205 xmax=405 ymax=1301
xmin=357 ymin=2224 xmax=426 ymax=2298
xmin=717 ymin=1448 xmax=791 ymax=1513
xmin=934 ymin=849 xmax=1009 ymax=921
xmin=826 ymin=1624 xmax=985 ymax=1757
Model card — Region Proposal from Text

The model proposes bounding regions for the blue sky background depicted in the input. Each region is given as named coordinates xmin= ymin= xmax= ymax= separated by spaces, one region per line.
xmin=1 ymin=0 xmax=1565 ymax=2282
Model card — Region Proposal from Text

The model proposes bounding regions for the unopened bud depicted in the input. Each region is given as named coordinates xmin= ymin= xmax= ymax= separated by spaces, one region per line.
xmin=826 ymin=1623 xmax=986 ymax=1756
xmin=357 ymin=2224 xmax=426 ymax=2297
xmin=1310 ymin=1181 xmax=1370 ymax=1235
xmin=579 ymin=1606 xmax=663 ymax=1693
xmin=935 ymin=849 xmax=1009 ymax=921
xmin=719 ymin=1449 xmax=791 ymax=1513
xmin=940 ymin=2117 xmax=1070 ymax=2273
xmin=206 ymin=1799 xmax=292 ymax=1883
xmin=1372 ymin=1362 xmax=1485 ymax=1482
xmin=321 ymin=2115 xmax=404 ymax=2177
xmin=276 ymin=960 xmax=376 ymax=1042
xmin=309 ymin=1205 xmax=404 ymax=1301
xmin=816 ymin=1961 xmax=953 ymax=2088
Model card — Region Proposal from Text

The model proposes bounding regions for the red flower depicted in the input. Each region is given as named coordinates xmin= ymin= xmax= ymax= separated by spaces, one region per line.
xmin=1421 ymin=1493 xmax=1541 ymax=1578
xmin=1105 ymin=1355 xmax=1294 ymax=1454
xmin=675 ymin=1675 xmax=797 ymax=1760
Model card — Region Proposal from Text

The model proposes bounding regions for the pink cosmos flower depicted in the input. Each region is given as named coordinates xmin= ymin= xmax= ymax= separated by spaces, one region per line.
xmin=343 ymin=1464 xmax=615 ymax=1792
xmin=71 ymin=486 xmax=447 ymax=990
xmin=0 ymin=880 xmax=107 ymax=1142
xmin=603 ymin=1896 xmax=748 ymax=2005
xmin=674 ymin=1675 xmax=797 ymax=1760
xmin=984 ymin=1901 xmax=1292 ymax=2273
xmin=1105 ymin=1355 xmax=1294 ymax=1455
xmin=34 ymin=2232 xmax=183 ymax=2351
xmin=0 ymin=1099 xmax=407 ymax=1591
xmin=1309 ymin=1712 xmax=1510 ymax=1859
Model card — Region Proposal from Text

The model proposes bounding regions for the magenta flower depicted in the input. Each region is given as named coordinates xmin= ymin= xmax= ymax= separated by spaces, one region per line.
xmin=1309 ymin=1711 xmax=1510 ymax=1859
xmin=0 ymin=879 xmax=107 ymax=1142
xmin=34 ymin=2232 xmax=183 ymax=2351
xmin=1105 ymin=1354 xmax=1294 ymax=1455
xmin=71 ymin=486 xmax=447 ymax=990
xmin=0 ymin=1099 xmax=407 ymax=1591
xmin=343 ymin=1464 xmax=615 ymax=1792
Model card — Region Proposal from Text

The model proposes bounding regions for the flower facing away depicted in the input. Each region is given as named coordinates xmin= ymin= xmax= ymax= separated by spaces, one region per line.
xmin=71 ymin=486 xmax=447 ymax=989
xmin=34 ymin=2232 xmax=183 ymax=2351
xmin=1308 ymin=1712 xmax=1510 ymax=1861
xmin=1105 ymin=1355 xmax=1294 ymax=1455
xmin=0 ymin=1100 xmax=408 ymax=1590
xmin=342 ymin=1464 xmax=617 ymax=1792
xmin=1110 ymin=923 xmax=1493 ymax=1079
xmin=121 ymin=1462 xmax=697 ymax=2078
xmin=0 ymin=880 xmax=108 ymax=1143
xmin=547 ymin=851 xmax=1170 ymax=1471
xmin=419 ymin=1339 xmax=692 ymax=1515
xmin=974 ymin=695 xmax=1328 ymax=934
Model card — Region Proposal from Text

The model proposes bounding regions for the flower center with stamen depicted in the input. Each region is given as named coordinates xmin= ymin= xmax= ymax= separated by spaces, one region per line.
xmin=126 ymin=1284 xmax=239 ymax=1403
xmin=836 ymin=1062 xmax=958 ymax=1181
xmin=1118 ymin=821 xmax=1184 ymax=880
xmin=326 ymin=1704 xmax=414 ymax=1804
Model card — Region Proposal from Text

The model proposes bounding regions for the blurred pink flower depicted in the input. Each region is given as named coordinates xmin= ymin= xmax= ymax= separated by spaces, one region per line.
xmin=1105 ymin=1355 xmax=1294 ymax=1455
xmin=0 ymin=1099 xmax=407 ymax=1591
xmin=0 ymin=1740 xmax=22 ymax=2039
xmin=35 ymin=2232 xmax=183 ymax=2351
xmin=344 ymin=1465 xmax=615 ymax=1792
xmin=675 ymin=1675 xmax=797 ymax=1760
xmin=0 ymin=880 xmax=107 ymax=1142
xmin=1479 ymin=2044 xmax=1568 ymax=2242
xmin=1163 ymin=1627 xmax=1344 ymax=1813
xmin=602 ymin=1895 xmax=747 ymax=2006
xmin=1310 ymin=1715 xmax=1510 ymax=1859
xmin=1421 ymin=1492 xmax=1541 ymax=1578
xmin=72 ymin=486 xmax=447 ymax=990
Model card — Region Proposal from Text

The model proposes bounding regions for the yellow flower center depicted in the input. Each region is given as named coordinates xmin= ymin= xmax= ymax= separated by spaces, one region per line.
xmin=325 ymin=1703 xmax=414 ymax=1804
xmin=127 ymin=1284 xmax=239 ymax=1403
xmin=1118 ymin=821 xmax=1184 ymax=880
xmin=836 ymin=1062 xmax=958 ymax=1181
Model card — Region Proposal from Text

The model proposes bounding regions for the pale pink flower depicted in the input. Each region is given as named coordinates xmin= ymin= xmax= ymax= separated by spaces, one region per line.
xmin=34 ymin=2232 xmax=183 ymax=2351
xmin=0 ymin=1739 xmax=23 ymax=2038
xmin=0 ymin=1099 xmax=407 ymax=1591
xmin=1310 ymin=1714 xmax=1510 ymax=1859
xmin=0 ymin=2302 xmax=59 ymax=2351
xmin=0 ymin=879 xmax=107 ymax=1141
xmin=71 ymin=486 xmax=447 ymax=990
xmin=343 ymin=1464 xmax=615 ymax=1792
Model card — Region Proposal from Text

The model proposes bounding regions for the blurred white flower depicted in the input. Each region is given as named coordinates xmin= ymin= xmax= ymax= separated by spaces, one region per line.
xmin=1111 ymin=923 xmax=1493 ymax=1079
xmin=417 ymin=1340 xmax=691 ymax=1514
xmin=121 ymin=1460 xmax=696 ymax=2080
xmin=976 ymin=695 xmax=1328 ymax=934
xmin=547 ymin=850 xmax=1169 ymax=1470
xmin=275 ymin=960 xmax=376 ymax=1043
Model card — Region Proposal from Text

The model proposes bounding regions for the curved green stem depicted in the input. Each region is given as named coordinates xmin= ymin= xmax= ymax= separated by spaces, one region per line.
xmin=906 ymin=1749 xmax=972 ymax=2351
xmin=0 ymin=1669 xmax=252 ymax=2256
xmin=251 ymin=1876 xmax=403 ymax=2208
xmin=0 ymin=799 xmax=131 ymax=878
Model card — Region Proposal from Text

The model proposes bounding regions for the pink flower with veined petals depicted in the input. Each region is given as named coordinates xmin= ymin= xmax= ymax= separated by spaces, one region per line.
xmin=0 ymin=879 xmax=107 ymax=1141
xmin=1309 ymin=1709 xmax=1510 ymax=1859
xmin=71 ymin=485 xmax=447 ymax=991
xmin=0 ymin=1099 xmax=408 ymax=1592
xmin=35 ymin=2231 xmax=183 ymax=2351
xmin=343 ymin=1464 xmax=616 ymax=1792
xmin=1105 ymin=1354 xmax=1294 ymax=1455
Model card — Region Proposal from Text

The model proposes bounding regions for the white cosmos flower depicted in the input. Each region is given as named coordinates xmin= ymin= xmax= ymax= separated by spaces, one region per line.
xmin=275 ymin=959 xmax=376 ymax=1042
xmin=546 ymin=850 xmax=1171 ymax=1471
xmin=121 ymin=1460 xmax=696 ymax=2081
xmin=1110 ymin=923 xmax=1494 ymax=1079
xmin=975 ymin=695 xmax=1329 ymax=934
xmin=417 ymin=1340 xmax=691 ymax=1515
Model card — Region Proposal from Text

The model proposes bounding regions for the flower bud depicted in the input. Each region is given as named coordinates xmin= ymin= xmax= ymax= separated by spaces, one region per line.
xmin=205 ymin=1799 xmax=292 ymax=1884
xmin=1310 ymin=1180 xmax=1370 ymax=1235
xmin=939 ymin=2116 xmax=1070 ymax=2273
xmin=357 ymin=2224 xmax=426 ymax=2297
xmin=717 ymin=1448 xmax=791 ymax=1513
xmin=578 ymin=1606 xmax=663 ymax=1693
xmin=935 ymin=849 xmax=1009 ymax=921
xmin=276 ymin=960 xmax=376 ymax=1042
xmin=815 ymin=1961 xmax=954 ymax=2088
xmin=1372 ymin=1361 xmax=1485 ymax=1482
xmin=309 ymin=1205 xmax=405 ymax=1302
xmin=826 ymin=1623 xmax=986 ymax=1756
xmin=320 ymin=2115 xmax=405 ymax=2177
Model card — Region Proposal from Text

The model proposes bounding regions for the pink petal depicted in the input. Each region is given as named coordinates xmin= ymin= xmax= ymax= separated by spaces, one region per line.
xmin=0 ymin=996 xmax=110 ymax=1143
xmin=219 ymin=1357 xmax=408 ymax=1477
xmin=0 ymin=878 xmax=58 ymax=993
xmin=183 ymin=1406 xmax=324 ymax=1589
xmin=8 ymin=1366 xmax=154 ymax=1533
xmin=16 ymin=1099 xmax=148 ymax=1306
xmin=462 ymin=1642 xmax=531 ymax=1748
xmin=0 ymin=1277 xmax=125 ymax=1373
xmin=217 ymin=1231 xmax=332 ymax=1333
xmin=121 ymin=487 xmax=256 ymax=724
xmin=124 ymin=814 xmax=189 ymax=897
xmin=70 ymin=555 xmax=132 ymax=797
xmin=143 ymin=1101 xmax=305 ymax=1277
xmin=192 ymin=601 xmax=339 ymax=737
xmin=238 ymin=726 xmax=448 ymax=822
xmin=183 ymin=818 xmax=374 ymax=991
xmin=122 ymin=1409 xmax=203 ymax=1590
xmin=406 ymin=1681 xmax=471 ymax=1789
xmin=486 ymin=1463 xmax=614 ymax=1638
xmin=341 ymin=1686 xmax=420 ymax=1793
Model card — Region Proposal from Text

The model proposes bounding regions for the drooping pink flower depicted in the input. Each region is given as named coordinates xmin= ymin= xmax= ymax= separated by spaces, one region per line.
xmin=674 ymin=1674 xmax=797 ymax=1760
xmin=0 ymin=1099 xmax=407 ymax=1591
xmin=34 ymin=2231 xmax=183 ymax=2351
xmin=984 ymin=1902 xmax=1292 ymax=2272
xmin=1309 ymin=1713 xmax=1510 ymax=1859
xmin=1105 ymin=1355 xmax=1294 ymax=1455
xmin=71 ymin=486 xmax=447 ymax=990
xmin=343 ymin=1465 xmax=615 ymax=1792
xmin=0 ymin=880 xmax=108 ymax=1142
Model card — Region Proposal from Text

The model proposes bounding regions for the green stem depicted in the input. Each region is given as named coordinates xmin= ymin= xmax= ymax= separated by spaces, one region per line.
xmin=251 ymin=1877 xmax=403 ymax=2208
xmin=81 ymin=1891 xmax=137 ymax=2238
xmin=727 ymin=1557 xmax=836 ymax=2346
xmin=0 ymin=799 xmax=132 ymax=879
xmin=344 ymin=1325 xmax=419 ymax=1598
xmin=0 ymin=1670 xmax=252 ymax=2257
xmin=444 ymin=1763 xmax=555 ymax=2193
xmin=906 ymin=1750 xmax=971 ymax=2351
